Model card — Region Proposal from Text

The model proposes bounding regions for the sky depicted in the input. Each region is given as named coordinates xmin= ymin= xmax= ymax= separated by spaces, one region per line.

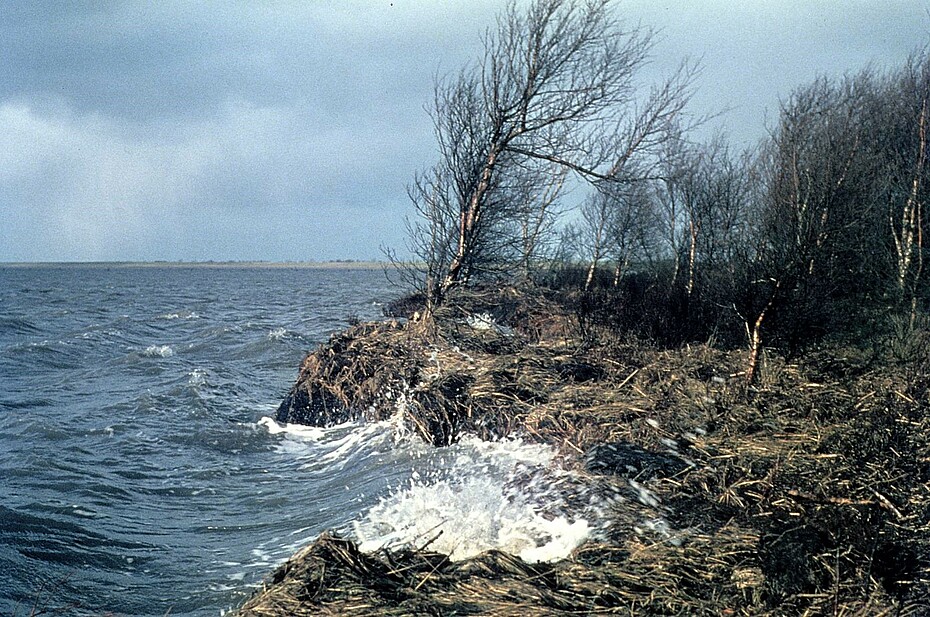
xmin=0 ymin=1 xmax=927 ymax=263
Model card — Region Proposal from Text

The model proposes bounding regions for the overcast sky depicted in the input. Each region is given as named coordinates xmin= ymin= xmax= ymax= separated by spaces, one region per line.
xmin=0 ymin=1 xmax=927 ymax=263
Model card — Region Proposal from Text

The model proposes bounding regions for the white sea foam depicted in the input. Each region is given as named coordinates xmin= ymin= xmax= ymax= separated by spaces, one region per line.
xmin=259 ymin=414 xmax=621 ymax=564
xmin=142 ymin=344 xmax=174 ymax=357
xmin=628 ymin=478 xmax=661 ymax=508
xmin=257 ymin=415 xmax=403 ymax=469
xmin=455 ymin=433 xmax=555 ymax=468
xmin=258 ymin=416 xmax=327 ymax=440
xmin=70 ymin=504 xmax=96 ymax=518
xmin=354 ymin=471 xmax=591 ymax=562
xmin=188 ymin=369 xmax=207 ymax=386
xmin=158 ymin=310 xmax=199 ymax=320
xmin=267 ymin=327 xmax=287 ymax=341
xmin=353 ymin=434 xmax=607 ymax=563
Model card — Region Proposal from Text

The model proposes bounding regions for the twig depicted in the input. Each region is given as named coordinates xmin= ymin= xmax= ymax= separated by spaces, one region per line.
xmin=871 ymin=490 xmax=905 ymax=520
xmin=616 ymin=368 xmax=640 ymax=390
xmin=787 ymin=489 xmax=873 ymax=507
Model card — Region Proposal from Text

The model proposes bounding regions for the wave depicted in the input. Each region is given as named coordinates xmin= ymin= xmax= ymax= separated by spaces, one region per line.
xmin=266 ymin=327 xmax=287 ymax=341
xmin=2 ymin=340 xmax=84 ymax=370
xmin=0 ymin=316 xmax=41 ymax=335
xmin=351 ymin=434 xmax=606 ymax=563
xmin=0 ymin=266 xmax=402 ymax=614
xmin=354 ymin=472 xmax=592 ymax=563
xmin=141 ymin=345 xmax=174 ymax=358
xmin=259 ymin=416 xmax=611 ymax=564
xmin=156 ymin=310 xmax=199 ymax=320
xmin=258 ymin=416 xmax=326 ymax=440
xmin=257 ymin=416 xmax=403 ymax=468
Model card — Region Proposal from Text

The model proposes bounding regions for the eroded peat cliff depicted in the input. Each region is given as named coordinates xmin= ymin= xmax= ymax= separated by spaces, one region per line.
xmin=237 ymin=287 xmax=930 ymax=616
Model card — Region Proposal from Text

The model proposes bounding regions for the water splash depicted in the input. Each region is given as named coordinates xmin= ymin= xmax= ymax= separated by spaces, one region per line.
xmin=352 ymin=434 xmax=611 ymax=563
xmin=354 ymin=470 xmax=592 ymax=563
xmin=257 ymin=415 xmax=609 ymax=563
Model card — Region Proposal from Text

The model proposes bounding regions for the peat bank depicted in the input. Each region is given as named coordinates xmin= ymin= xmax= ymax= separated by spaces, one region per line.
xmin=235 ymin=286 xmax=930 ymax=616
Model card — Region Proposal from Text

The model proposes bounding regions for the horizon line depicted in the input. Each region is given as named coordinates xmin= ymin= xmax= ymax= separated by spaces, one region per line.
xmin=0 ymin=259 xmax=396 ymax=269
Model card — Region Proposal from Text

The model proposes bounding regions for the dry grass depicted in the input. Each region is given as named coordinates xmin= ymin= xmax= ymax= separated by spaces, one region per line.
xmin=245 ymin=288 xmax=930 ymax=615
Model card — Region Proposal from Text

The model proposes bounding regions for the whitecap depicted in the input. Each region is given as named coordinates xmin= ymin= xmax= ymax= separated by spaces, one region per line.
xmin=142 ymin=344 xmax=174 ymax=358
xmin=158 ymin=310 xmax=199 ymax=320
xmin=257 ymin=416 xmax=326 ymax=440
xmin=256 ymin=416 xmax=399 ymax=467
xmin=267 ymin=327 xmax=287 ymax=341
xmin=70 ymin=505 xmax=97 ymax=518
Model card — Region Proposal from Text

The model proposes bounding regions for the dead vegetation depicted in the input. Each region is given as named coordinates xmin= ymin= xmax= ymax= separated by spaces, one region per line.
xmin=247 ymin=287 xmax=930 ymax=615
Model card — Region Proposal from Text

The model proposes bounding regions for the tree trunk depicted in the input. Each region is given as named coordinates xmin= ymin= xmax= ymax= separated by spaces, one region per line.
xmin=440 ymin=146 xmax=501 ymax=298
xmin=893 ymin=99 xmax=927 ymax=299
xmin=612 ymin=255 xmax=629 ymax=287
xmin=686 ymin=219 xmax=698 ymax=297
xmin=585 ymin=256 xmax=598 ymax=291
xmin=584 ymin=203 xmax=609 ymax=292
xmin=745 ymin=280 xmax=780 ymax=385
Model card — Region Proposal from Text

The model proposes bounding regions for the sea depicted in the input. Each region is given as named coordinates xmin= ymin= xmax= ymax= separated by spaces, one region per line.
xmin=0 ymin=264 xmax=605 ymax=616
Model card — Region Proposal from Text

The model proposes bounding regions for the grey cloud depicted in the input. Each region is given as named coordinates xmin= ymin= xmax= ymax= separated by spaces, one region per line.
xmin=0 ymin=100 xmax=417 ymax=261
xmin=0 ymin=1 xmax=491 ymax=123
xmin=0 ymin=1 xmax=927 ymax=261
xmin=628 ymin=0 xmax=929 ymax=144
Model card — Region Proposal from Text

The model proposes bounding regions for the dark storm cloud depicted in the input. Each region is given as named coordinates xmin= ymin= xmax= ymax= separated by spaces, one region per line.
xmin=0 ymin=1 xmax=502 ymax=261
xmin=0 ymin=1 xmax=491 ymax=123
xmin=0 ymin=1 xmax=926 ymax=261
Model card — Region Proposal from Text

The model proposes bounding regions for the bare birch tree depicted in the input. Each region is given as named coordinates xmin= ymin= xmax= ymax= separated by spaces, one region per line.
xmin=407 ymin=0 xmax=695 ymax=312
xmin=874 ymin=52 xmax=930 ymax=324
xmin=579 ymin=178 xmax=654 ymax=290
xmin=512 ymin=162 xmax=568 ymax=280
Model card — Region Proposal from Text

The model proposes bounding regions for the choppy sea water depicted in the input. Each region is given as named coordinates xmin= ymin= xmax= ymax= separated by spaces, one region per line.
xmin=0 ymin=265 xmax=605 ymax=616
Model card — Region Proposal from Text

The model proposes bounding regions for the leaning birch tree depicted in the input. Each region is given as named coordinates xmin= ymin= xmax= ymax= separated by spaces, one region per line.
xmin=406 ymin=0 xmax=695 ymax=312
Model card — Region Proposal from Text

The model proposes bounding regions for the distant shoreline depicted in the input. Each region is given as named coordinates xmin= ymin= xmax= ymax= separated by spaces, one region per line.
xmin=0 ymin=261 xmax=394 ymax=270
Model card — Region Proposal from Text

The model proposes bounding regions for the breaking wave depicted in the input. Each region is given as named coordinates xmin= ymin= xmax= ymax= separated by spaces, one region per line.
xmin=259 ymin=416 xmax=618 ymax=564
xmin=142 ymin=344 xmax=175 ymax=357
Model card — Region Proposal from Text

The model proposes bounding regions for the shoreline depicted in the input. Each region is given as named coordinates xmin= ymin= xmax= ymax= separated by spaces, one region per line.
xmin=235 ymin=285 xmax=930 ymax=615
xmin=0 ymin=260 xmax=394 ymax=270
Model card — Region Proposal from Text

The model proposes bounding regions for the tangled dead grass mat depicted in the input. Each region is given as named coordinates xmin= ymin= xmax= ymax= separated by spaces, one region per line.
xmin=238 ymin=289 xmax=930 ymax=616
